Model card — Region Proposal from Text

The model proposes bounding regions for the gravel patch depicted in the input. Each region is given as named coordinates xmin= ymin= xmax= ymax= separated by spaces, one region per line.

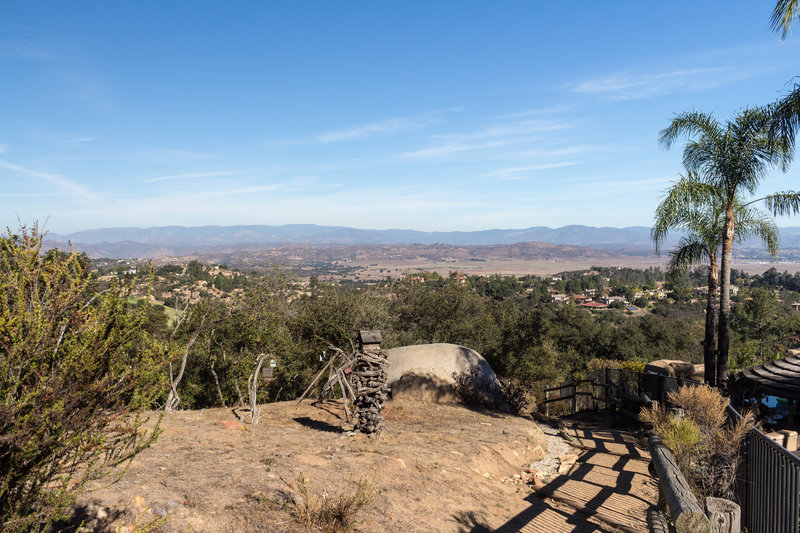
xmin=529 ymin=423 xmax=576 ymax=477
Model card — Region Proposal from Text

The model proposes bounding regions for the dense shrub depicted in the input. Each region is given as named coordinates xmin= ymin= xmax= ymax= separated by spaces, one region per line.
xmin=0 ymin=228 xmax=166 ymax=531
xmin=451 ymin=369 xmax=528 ymax=415
xmin=640 ymin=385 xmax=755 ymax=502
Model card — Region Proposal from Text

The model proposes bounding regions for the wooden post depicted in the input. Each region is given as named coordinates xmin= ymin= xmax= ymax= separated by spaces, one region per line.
xmin=545 ymin=389 xmax=550 ymax=416
xmin=571 ymin=382 xmax=576 ymax=414
xmin=648 ymin=434 xmax=710 ymax=533
xmin=705 ymin=497 xmax=740 ymax=533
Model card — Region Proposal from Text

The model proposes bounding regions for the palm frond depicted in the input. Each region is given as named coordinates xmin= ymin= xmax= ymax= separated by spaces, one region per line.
xmin=764 ymin=191 xmax=800 ymax=216
xmin=669 ymin=238 xmax=710 ymax=271
xmin=734 ymin=206 xmax=780 ymax=259
xmin=652 ymin=173 xmax=722 ymax=256
xmin=771 ymin=0 xmax=800 ymax=39
xmin=658 ymin=111 xmax=721 ymax=150
xmin=771 ymin=85 xmax=800 ymax=149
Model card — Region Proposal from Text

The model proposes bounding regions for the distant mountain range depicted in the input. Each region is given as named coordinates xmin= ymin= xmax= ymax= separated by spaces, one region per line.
xmin=42 ymin=223 xmax=800 ymax=260
xmin=49 ymin=224 xmax=658 ymax=247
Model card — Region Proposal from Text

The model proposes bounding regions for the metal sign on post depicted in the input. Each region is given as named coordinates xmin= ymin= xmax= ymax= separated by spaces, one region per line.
xmin=262 ymin=356 xmax=276 ymax=380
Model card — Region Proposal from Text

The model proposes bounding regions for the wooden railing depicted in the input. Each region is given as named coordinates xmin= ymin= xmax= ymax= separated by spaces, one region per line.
xmin=543 ymin=368 xmax=800 ymax=532
xmin=542 ymin=379 xmax=604 ymax=415
xmin=648 ymin=434 xmax=710 ymax=533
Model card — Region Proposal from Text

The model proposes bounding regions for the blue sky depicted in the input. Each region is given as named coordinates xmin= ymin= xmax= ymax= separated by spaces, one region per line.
xmin=3 ymin=1 xmax=800 ymax=234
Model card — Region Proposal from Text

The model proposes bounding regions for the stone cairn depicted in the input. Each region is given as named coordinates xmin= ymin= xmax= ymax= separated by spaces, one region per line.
xmin=352 ymin=348 xmax=388 ymax=434
xmin=352 ymin=330 xmax=388 ymax=434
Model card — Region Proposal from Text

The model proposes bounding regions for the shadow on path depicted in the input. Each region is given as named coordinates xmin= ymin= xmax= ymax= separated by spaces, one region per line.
xmin=453 ymin=422 xmax=657 ymax=533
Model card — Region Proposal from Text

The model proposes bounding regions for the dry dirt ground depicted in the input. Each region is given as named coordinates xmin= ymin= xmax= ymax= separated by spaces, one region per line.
xmin=65 ymin=400 xmax=650 ymax=533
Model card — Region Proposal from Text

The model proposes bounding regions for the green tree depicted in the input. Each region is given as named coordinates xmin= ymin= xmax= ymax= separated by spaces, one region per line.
xmin=0 ymin=228 xmax=165 ymax=531
xmin=186 ymin=259 xmax=206 ymax=281
xmin=659 ymin=107 xmax=798 ymax=387
xmin=390 ymin=280 xmax=501 ymax=355
xmin=652 ymin=172 xmax=779 ymax=386
xmin=733 ymin=288 xmax=780 ymax=364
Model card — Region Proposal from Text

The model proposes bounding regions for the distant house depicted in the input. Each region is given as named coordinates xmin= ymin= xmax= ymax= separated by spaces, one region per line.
xmin=552 ymin=293 xmax=569 ymax=303
xmin=693 ymin=285 xmax=739 ymax=297
xmin=574 ymin=295 xmax=592 ymax=304
xmin=602 ymin=296 xmax=627 ymax=305
xmin=692 ymin=286 xmax=708 ymax=297
xmin=649 ymin=289 xmax=667 ymax=299
xmin=584 ymin=288 xmax=598 ymax=297
xmin=453 ymin=275 xmax=467 ymax=284
xmin=579 ymin=301 xmax=608 ymax=309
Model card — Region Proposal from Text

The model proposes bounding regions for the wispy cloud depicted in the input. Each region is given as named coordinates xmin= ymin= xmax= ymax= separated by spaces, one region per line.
xmin=144 ymin=170 xmax=250 ymax=183
xmin=153 ymin=148 xmax=217 ymax=160
xmin=64 ymin=136 xmax=103 ymax=144
xmin=399 ymin=118 xmax=572 ymax=159
xmin=315 ymin=116 xmax=436 ymax=143
xmin=283 ymin=108 xmax=462 ymax=145
xmin=513 ymin=145 xmax=604 ymax=158
xmin=568 ymin=63 xmax=767 ymax=100
xmin=399 ymin=138 xmax=535 ymax=159
xmin=492 ymin=105 xmax=574 ymax=120
xmin=0 ymin=160 xmax=98 ymax=200
xmin=481 ymin=162 xmax=578 ymax=180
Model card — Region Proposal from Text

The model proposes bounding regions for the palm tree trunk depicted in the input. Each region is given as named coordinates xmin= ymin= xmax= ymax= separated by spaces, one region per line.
xmin=704 ymin=257 xmax=718 ymax=387
xmin=717 ymin=201 xmax=735 ymax=391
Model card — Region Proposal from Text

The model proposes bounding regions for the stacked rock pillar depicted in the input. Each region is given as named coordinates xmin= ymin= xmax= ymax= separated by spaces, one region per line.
xmin=352 ymin=349 xmax=388 ymax=434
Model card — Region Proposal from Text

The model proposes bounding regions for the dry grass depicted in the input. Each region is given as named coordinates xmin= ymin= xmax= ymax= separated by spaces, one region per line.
xmin=73 ymin=400 xmax=551 ymax=532
xmin=640 ymin=385 xmax=755 ymax=502
xmin=280 ymin=473 xmax=374 ymax=533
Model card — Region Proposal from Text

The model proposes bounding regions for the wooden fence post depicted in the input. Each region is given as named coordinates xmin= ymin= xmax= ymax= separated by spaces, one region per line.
xmin=571 ymin=382 xmax=576 ymax=414
xmin=648 ymin=434 xmax=710 ymax=533
xmin=705 ymin=497 xmax=740 ymax=533
xmin=545 ymin=388 xmax=549 ymax=417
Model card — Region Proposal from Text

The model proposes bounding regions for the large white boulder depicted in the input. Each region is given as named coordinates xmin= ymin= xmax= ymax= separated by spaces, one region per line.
xmin=384 ymin=343 xmax=501 ymax=390
xmin=390 ymin=367 xmax=460 ymax=403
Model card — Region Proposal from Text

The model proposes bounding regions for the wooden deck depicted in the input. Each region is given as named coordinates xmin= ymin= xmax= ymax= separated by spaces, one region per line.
xmin=468 ymin=421 xmax=659 ymax=532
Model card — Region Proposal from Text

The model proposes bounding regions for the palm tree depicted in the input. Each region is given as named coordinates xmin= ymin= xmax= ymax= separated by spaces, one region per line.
xmin=652 ymin=173 xmax=779 ymax=387
xmin=659 ymin=107 xmax=799 ymax=389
